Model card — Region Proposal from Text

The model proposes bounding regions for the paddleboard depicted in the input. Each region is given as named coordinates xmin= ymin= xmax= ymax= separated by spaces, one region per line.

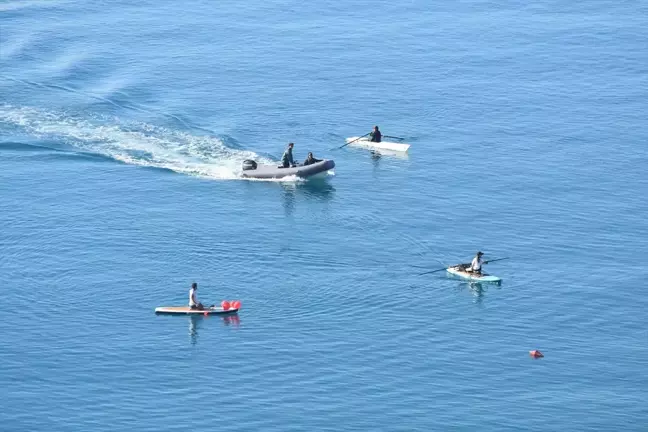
xmin=155 ymin=306 xmax=239 ymax=315
xmin=446 ymin=266 xmax=502 ymax=283
xmin=346 ymin=137 xmax=411 ymax=152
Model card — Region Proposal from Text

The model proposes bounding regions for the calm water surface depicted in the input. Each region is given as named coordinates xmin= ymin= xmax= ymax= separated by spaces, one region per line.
xmin=1 ymin=0 xmax=647 ymax=430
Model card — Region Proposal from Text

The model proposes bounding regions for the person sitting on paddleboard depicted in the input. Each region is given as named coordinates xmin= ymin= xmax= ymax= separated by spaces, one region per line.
xmin=189 ymin=282 xmax=205 ymax=310
xmin=369 ymin=125 xmax=382 ymax=143
xmin=466 ymin=251 xmax=485 ymax=274
xmin=303 ymin=152 xmax=322 ymax=166
xmin=281 ymin=142 xmax=296 ymax=168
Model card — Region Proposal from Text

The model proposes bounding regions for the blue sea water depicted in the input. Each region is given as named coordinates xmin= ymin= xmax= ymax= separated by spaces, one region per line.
xmin=1 ymin=0 xmax=647 ymax=430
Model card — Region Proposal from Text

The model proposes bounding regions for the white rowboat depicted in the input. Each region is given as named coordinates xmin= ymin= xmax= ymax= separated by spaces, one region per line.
xmin=345 ymin=137 xmax=411 ymax=153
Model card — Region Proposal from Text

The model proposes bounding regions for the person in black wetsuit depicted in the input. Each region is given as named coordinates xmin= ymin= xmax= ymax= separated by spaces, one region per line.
xmin=303 ymin=152 xmax=322 ymax=166
xmin=369 ymin=125 xmax=382 ymax=143
xmin=281 ymin=142 xmax=296 ymax=168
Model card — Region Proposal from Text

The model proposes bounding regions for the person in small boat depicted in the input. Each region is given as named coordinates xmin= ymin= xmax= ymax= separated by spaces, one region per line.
xmin=189 ymin=282 xmax=205 ymax=310
xmin=466 ymin=251 xmax=485 ymax=274
xmin=369 ymin=125 xmax=382 ymax=143
xmin=303 ymin=152 xmax=322 ymax=166
xmin=281 ymin=142 xmax=296 ymax=168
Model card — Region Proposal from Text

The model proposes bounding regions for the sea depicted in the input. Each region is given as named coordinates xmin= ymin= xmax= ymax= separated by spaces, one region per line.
xmin=1 ymin=1 xmax=647 ymax=430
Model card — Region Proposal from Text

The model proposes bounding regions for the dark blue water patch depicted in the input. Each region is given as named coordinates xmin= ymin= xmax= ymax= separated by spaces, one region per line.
xmin=218 ymin=134 xmax=245 ymax=150
xmin=0 ymin=140 xmax=125 ymax=165
xmin=6 ymin=76 xmax=145 ymax=114
xmin=0 ymin=3 xmax=72 ymax=23
xmin=1 ymin=76 xmax=243 ymax=147
xmin=0 ymin=140 xmax=58 ymax=152
xmin=0 ymin=139 xmax=175 ymax=170
xmin=36 ymin=150 xmax=124 ymax=164
xmin=132 ymin=163 xmax=185 ymax=177
xmin=254 ymin=150 xmax=282 ymax=161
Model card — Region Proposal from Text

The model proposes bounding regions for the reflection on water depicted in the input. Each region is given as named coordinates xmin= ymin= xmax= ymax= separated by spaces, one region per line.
xmin=370 ymin=151 xmax=382 ymax=170
xmin=454 ymin=281 xmax=502 ymax=305
xmin=282 ymin=186 xmax=296 ymax=216
xmin=468 ymin=282 xmax=485 ymax=304
xmin=189 ymin=315 xmax=202 ymax=345
xmin=370 ymin=149 xmax=409 ymax=173
xmin=189 ymin=314 xmax=241 ymax=345
xmin=281 ymin=179 xmax=336 ymax=215
xmin=370 ymin=148 xmax=409 ymax=160
xmin=223 ymin=315 xmax=241 ymax=327
xmin=245 ymin=176 xmax=336 ymax=216
xmin=287 ymin=178 xmax=336 ymax=198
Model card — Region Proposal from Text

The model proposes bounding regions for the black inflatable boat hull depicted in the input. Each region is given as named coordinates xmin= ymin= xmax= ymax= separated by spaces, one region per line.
xmin=241 ymin=159 xmax=335 ymax=180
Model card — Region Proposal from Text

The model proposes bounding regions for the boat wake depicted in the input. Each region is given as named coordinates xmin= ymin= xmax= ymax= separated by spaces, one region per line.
xmin=0 ymin=104 xmax=289 ymax=181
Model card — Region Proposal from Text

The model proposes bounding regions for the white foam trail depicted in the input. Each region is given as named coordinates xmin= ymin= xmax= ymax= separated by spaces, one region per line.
xmin=0 ymin=104 xmax=281 ymax=181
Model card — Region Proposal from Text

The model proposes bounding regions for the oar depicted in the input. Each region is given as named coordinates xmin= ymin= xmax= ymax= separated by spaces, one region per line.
xmin=417 ymin=267 xmax=448 ymax=276
xmin=418 ymin=261 xmax=472 ymax=276
xmin=383 ymin=135 xmax=405 ymax=141
xmin=418 ymin=257 xmax=508 ymax=276
xmin=333 ymin=132 xmax=370 ymax=150
xmin=484 ymin=257 xmax=510 ymax=264
xmin=410 ymin=264 xmax=434 ymax=269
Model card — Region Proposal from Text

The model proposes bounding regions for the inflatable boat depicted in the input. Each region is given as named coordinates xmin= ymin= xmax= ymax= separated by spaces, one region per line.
xmin=240 ymin=159 xmax=335 ymax=180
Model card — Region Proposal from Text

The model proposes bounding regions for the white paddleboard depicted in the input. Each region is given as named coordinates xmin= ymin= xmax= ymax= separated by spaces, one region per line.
xmin=446 ymin=267 xmax=502 ymax=283
xmin=155 ymin=306 xmax=239 ymax=315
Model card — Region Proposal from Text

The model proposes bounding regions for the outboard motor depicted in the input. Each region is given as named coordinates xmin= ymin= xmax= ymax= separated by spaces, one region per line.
xmin=242 ymin=159 xmax=257 ymax=171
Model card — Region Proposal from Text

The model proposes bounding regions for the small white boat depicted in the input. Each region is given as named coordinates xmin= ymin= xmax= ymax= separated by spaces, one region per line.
xmin=446 ymin=266 xmax=502 ymax=283
xmin=345 ymin=137 xmax=410 ymax=153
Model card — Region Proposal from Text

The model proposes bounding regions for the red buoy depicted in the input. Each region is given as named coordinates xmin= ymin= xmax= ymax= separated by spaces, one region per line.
xmin=232 ymin=300 xmax=241 ymax=309
xmin=221 ymin=300 xmax=231 ymax=311
xmin=529 ymin=350 xmax=544 ymax=358
xmin=203 ymin=311 xmax=209 ymax=317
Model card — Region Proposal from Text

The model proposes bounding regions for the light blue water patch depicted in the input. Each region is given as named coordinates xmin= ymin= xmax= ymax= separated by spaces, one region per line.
xmin=1 ymin=0 xmax=647 ymax=430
